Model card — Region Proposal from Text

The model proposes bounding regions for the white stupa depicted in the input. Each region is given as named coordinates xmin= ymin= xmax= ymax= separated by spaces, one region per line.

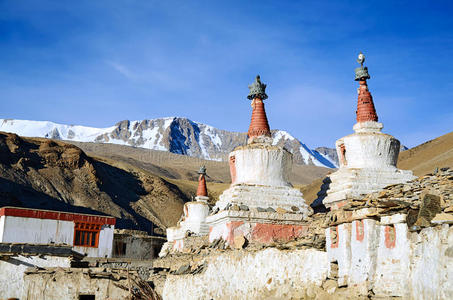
xmin=165 ymin=167 xmax=210 ymax=244
xmin=207 ymin=76 xmax=312 ymax=246
xmin=314 ymin=53 xmax=415 ymax=210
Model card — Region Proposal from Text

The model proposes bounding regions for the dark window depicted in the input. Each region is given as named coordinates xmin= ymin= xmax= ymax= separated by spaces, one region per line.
xmin=113 ymin=240 xmax=127 ymax=256
xmin=74 ymin=222 xmax=101 ymax=247
xmin=79 ymin=295 xmax=95 ymax=300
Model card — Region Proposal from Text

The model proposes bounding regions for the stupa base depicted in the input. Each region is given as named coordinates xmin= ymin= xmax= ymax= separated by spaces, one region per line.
xmin=206 ymin=210 xmax=310 ymax=246
xmin=213 ymin=184 xmax=312 ymax=217
xmin=321 ymin=167 xmax=415 ymax=210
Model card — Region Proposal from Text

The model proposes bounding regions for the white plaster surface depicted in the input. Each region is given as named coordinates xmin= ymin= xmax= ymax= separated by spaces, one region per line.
xmin=182 ymin=202 xmax=210 ymax=235
xmin=163 ymin=248 xmax=329 ymax=299
xmin=0 ymin=255 xmax=71 ymax=299
xmin=349 ymin=219 xmax=379 ymax=294
xmin=409 ymin=225 xmax=453 ymax=300
xmin=230 ymin=146 xmax=292 ymax=187
xmin=373 ymin=223 xmax=411 ymax=297
xmin=166 ymin=201 xmax=210 ymax=243
xmin=326 ymin=223 xmax=351 ymax=286
xmin=0 ymin=216 xmax=5 ymax=241
xmin=325 ymin=220 xmax=453 ymax=299
xmin=323 ymin=167 xmax=414 ymax=207
xmin=0 ymin=215 xmax=74 ymax=245
xmin=1 ymin=216 xmax=114 ymax=257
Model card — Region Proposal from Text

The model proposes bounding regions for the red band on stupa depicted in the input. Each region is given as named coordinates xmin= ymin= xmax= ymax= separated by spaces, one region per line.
xmin=356 ymin=80 xmax=378 ymax=123
xmin=248 ymin=97 xmax=271 ymax=138
xmin=196 ymin=174 xmax=208 ymax=197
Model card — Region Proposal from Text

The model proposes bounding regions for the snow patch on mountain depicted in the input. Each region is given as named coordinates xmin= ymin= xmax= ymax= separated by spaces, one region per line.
xmin=0 ymin=118 xmax=337 ymax=168
xmin=272 ymin=130 xmax=338 ymax=168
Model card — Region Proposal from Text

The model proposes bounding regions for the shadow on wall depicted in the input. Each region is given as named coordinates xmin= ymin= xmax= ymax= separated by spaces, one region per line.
xmin=310 ymin=176 xmax=331 ymax=213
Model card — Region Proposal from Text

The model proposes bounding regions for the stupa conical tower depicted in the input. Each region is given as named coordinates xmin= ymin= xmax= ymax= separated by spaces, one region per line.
xmin=313 ymin=53 xmax=415 ymax=210
xmin=207 ymin=75 xmax=312 ymax=246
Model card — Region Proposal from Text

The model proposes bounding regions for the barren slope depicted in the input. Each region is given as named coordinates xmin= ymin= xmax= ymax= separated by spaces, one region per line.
xmin=0 ymin=132 xmax=187 ymax=233
xmin=397 ymin=131 xmax=453 ymax=176
xmin=69 ymin=141 xmax=331 ymax=187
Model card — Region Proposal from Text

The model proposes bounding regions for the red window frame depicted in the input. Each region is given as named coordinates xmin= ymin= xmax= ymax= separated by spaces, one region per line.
xmin=74 ymin=222 xmax=102 ymax=247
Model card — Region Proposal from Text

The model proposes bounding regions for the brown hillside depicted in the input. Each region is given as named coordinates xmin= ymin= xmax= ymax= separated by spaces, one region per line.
xmin=397 ymin=131 xmax=453 ymax=176
xmin=68 ymin=141 xmax=331 ymax=187
xmin=0 ymin=131 xmax=187 ymax=232
xmin=68 ymin=141 xmax=332 ymax=204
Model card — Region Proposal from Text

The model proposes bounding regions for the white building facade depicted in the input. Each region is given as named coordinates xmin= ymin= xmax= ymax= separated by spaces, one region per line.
xmin=0 ymin=206 xmax=116 ymax=257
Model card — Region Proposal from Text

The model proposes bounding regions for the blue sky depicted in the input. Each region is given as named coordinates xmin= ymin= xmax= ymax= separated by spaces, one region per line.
xmin=1 ymin=1 xmax=452 ymax=148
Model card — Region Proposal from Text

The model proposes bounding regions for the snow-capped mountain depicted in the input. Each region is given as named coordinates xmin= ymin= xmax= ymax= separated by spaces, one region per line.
xmin=0 ymin=118 xmax=338 ymax=168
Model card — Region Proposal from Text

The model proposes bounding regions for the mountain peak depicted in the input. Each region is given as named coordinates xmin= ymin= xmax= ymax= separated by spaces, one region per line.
xmin=0 ymin=118 xmax=337 ymax=168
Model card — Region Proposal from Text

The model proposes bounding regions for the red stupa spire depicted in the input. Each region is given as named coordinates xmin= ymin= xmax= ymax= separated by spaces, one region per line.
xmin=354 ymin=52 xmax=378 ymax=123
xmin=247 ymin=75 xmax=271 ymax=139
xmin=196 ymin=166 xmax=207 ymax=197
xmin=356 ymin=80 xmax=378 ymax=123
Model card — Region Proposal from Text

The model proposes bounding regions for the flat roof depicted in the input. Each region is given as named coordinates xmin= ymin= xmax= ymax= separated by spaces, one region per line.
xmin=0 ymin=207 xmax=116 ymax=225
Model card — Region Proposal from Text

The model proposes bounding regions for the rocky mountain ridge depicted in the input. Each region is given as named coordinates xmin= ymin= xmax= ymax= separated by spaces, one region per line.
xmin=0 ymin=131 xmax=187 ymax=233
xmin=0 ymin=118 xmax=337 ymax=168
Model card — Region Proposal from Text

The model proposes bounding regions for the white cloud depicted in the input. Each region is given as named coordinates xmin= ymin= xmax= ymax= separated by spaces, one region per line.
xmin=106 ymin=60 xmax=136 ymax=79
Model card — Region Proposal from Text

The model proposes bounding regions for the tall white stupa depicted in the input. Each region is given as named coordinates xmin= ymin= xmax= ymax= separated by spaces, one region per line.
xmin=313 ymin=53 xmax=415 ymax=210
xmin=207 ymin=76 xmax=312 ymax=246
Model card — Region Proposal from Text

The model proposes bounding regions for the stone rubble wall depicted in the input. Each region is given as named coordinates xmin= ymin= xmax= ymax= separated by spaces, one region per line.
xmin=23 ymin=267 xmax=159 ymax=300
xmin=163 ymin=248 xmax=329 ymax=299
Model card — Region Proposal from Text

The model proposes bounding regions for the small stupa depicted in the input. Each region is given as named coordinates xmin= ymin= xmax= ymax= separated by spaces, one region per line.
xmin=166 ymin=166 xmax=210 ymax=244
xmin=314 ymin=53 xmax=415 ymax=210
xmin=206 ymin=75 xmax=312 ymax=246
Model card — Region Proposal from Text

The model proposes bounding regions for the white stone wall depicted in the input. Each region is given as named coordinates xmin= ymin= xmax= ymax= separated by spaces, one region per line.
xmin=337 ymin=132 xmax=400 ymax=169
xmin=166 ymin=201 xmax=210 ymax=243
xmin=183 ymin=202 xmax=209 ymax=235
xmin=1 ymin=216 xmax=114 ymax=258
xmin=325 ymin=223 xmax=351 ymax=286
xmin=326 ymin=220 xmax=453 ymax=298
xmin=230 ymin=146 xmax=292 ymax=187
xmin=349 ymin=219 xmax=379 ymax=293
xmin=0 ymin=215 xmax=74 ymax=245
xmin=0 ymin=216 xmax=5 ymax=241
xmin=163 ymin=248 xmax=329 ymax=299
xmin=23 ymin=269 xmax=134 ymax=300
xmin=408 ymin=225 xmax=453 ymax=300
xmin=0 ymin=255 xmax=71 ymax=299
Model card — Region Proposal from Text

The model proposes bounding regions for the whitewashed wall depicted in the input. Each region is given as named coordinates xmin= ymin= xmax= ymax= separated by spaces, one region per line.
xmin=163 ymin=248 xmax=329 ymax=299
xmin=0 ymin=215 xmax=74 ymax=245
xmin=0 ymin=255 xmax=71 ymax=299
xmin=230 ymin=147 xmax=292 ymax=187
xmin=326 ymin=221 xmax=453 ymax=298
xmin=1 ymin=216 xmax=114 ymax=258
